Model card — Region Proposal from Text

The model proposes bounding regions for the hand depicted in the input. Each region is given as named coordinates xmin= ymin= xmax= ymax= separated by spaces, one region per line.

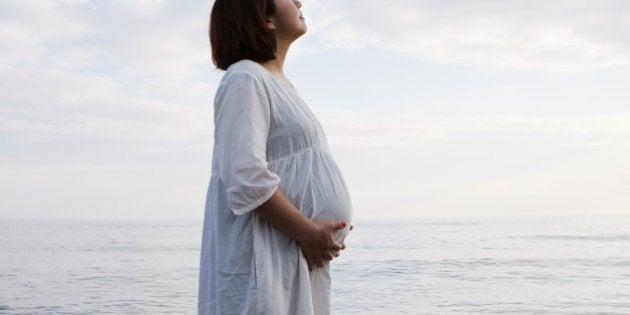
xmin=297 ymin=220 xmax=346 ymax=271
xmin=332 ymin=225 xmax=353 ymax=258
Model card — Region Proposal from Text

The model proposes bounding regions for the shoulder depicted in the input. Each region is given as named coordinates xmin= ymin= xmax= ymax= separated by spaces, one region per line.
xmin=215 ymin=60 xmax=271 ymax=104
xmin=222 ymin=60 xmax=268 ymax=83
xmin=216 ymin=60 xmax=274 ymax=101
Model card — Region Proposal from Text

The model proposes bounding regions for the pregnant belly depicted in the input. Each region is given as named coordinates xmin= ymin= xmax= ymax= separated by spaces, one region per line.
xmin=308 ymin=164 xmax=353 ymax=243
xmin=271 ymin=150 xmax=353 ymax=242
xmin=282 ymin=176 xmax=352 ymax=243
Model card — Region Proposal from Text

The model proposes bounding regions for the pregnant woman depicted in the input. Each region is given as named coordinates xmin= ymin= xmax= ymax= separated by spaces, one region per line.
xmin=198 ymin=0 xmax=353 ymax=314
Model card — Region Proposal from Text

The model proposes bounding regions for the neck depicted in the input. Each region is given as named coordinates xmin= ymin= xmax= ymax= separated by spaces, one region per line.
xmin=260 ymin=39 xmax=291 ymax=77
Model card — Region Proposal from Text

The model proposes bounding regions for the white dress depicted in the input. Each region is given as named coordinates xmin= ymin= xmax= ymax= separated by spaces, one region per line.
xmin=198 ymin=60 xmax=353 ymax=315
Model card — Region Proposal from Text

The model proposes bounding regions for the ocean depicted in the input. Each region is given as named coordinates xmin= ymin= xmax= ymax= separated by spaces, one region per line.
xmin=1 ymin=214 xmax=630 ymax=314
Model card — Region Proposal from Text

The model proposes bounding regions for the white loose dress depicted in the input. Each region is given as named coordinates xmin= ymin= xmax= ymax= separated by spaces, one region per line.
xmin=198 ymin=60 xmax=353 ymax=315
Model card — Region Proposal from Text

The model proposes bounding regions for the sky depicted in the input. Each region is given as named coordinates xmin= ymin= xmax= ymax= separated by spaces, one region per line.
xmin=1 ymin=0 xmax=629 ymax=219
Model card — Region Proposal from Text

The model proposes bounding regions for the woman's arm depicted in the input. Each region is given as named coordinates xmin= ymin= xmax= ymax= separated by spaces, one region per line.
xmin=256 ymin=189 xmax=346 ymax=270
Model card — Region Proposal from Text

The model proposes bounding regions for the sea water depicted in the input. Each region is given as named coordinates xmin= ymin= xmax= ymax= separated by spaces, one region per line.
xmin=1 ymin=214 xmax=630 ymax=314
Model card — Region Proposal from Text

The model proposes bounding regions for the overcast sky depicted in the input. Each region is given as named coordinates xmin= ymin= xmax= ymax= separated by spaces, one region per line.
xmin=1 ymin=0 xmax=629 ymax=219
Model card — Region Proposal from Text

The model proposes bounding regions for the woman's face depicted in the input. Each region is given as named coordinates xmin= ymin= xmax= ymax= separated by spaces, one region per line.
xmin=268 ymin=0 xmax=306 ymax=41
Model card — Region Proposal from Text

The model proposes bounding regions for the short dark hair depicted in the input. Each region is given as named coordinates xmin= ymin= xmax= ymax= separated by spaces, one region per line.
xmin=210 ymin=0 xmax=277 ymax=70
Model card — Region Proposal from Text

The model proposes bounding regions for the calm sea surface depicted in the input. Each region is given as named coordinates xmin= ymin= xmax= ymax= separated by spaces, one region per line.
xmin=2 ymin=215 xmax=630 ymax=314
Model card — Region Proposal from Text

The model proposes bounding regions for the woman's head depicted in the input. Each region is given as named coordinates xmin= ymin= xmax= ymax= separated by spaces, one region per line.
xmin=210 ymin=0 xmax=277 ymax=70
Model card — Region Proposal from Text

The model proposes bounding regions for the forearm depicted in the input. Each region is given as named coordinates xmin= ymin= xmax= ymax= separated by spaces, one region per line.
xmin=255 ymin=188 xmax=315 ymax=241
xmin=255 ymin=188 xmax=346 ymax=269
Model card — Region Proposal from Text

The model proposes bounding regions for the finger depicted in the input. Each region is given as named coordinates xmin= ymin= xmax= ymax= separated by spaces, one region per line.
xmin=332 ymin=221 xmax=347 ymax=231
xmin=315 ymin=256 xmax=324 ymax=268
xmin=331 ymin=241 xmax=343 ymax=251
xmin=332 ymin=250 xmax=340 ymax=257
xmin=340 ymin=242 xmax=346 ymax=250
xmin=308 ymin=255 xmax=318 ymax=269
xmin=323 ymin=252 xmax=334 ymax=261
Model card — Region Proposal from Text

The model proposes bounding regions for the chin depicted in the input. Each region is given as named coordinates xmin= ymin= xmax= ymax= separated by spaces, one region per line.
xmin=294 ymin=28 xmax=307 ymax=38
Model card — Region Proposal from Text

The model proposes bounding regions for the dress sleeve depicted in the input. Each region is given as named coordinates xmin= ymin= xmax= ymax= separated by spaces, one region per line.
xmin=213 ymin=71 xmax=281 ymax=215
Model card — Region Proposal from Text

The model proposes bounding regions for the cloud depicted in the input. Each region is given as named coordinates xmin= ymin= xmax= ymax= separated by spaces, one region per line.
xmin=2 ymin=1 xmax=629 ymax=218
xmin=302 ymin=0 xmax=630 ymax=71
xmin=312 ymin=107 xmax=630 ymax=217
xmin=0 ymin=0 xmax=216 ymax=151
xmin=312 ymin=106 xmax=630 ymax=148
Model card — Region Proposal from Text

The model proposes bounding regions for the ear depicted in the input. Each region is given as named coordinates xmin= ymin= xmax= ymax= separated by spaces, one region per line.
xmin=266 ymin=16 xmax=276 ymax=31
